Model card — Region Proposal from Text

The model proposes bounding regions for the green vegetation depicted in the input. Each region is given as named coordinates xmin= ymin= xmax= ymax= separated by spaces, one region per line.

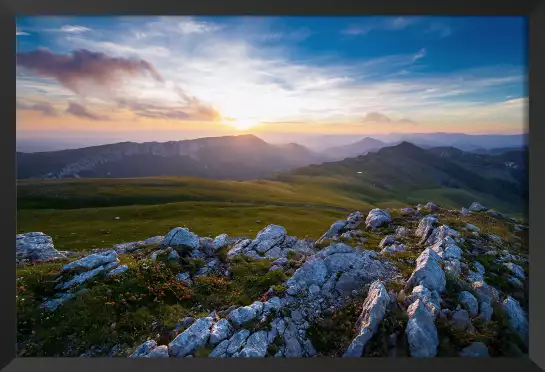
xmin=306 ymin=299 xmax=364 ymax=357
xmin=16 ymin=251 xmax=285 ymax=357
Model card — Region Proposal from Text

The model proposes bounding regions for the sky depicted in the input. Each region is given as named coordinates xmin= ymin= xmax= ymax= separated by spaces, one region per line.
xmin=16 ymin=16 xmax=528 ymax=147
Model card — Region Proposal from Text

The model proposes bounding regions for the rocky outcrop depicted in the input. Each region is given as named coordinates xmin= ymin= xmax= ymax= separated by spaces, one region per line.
xmin=343 ymin=280 xmax=390 ymax=357
xmin=17 ymin=232 xmax=66 ymax=264
xmin=163 ymin=228 xmax=200 ymax=251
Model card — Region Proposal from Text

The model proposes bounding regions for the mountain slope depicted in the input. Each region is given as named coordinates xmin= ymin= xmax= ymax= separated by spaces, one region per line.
xmin=283 ymin=142 xmax=527 ymax=212
xmin=323 ymin=137 xmax=387 ymax=161
xmin=16 ymin=135 xmax=327 ymax=181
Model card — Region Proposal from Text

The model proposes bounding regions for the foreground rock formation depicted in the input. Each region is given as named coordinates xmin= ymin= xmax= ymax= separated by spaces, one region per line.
xmin=16 ymin=200 xmax=529 ymax=358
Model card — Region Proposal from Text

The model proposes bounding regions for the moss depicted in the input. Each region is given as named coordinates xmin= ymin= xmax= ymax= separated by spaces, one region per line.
xmin=363 ymin=305 xmax=409 ymax=357
xmin=306 ymin=298 xmax=365 ymax=357
xmin=194 ymin=344 xmax=215 ymax=358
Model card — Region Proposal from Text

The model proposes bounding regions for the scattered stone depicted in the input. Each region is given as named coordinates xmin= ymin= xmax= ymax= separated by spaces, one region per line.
xmin=209 ymin=340 xmax=229 ymax=358
xmin=365 ymin=209 xmax=392 ymax=230
xmin=228 ymin=306 xmax=258 ymax=326
xmin=415 ymin=216 xmax=438 ymax=243
xmin=346 ymin=211 xmax=363 ymax=229
xmin=461 ymin=207 xmax=470 ymax=216
xmin=406 ymin=285 xmax=441 ymax=318
xmin=106 ymin=265 xmax=128 ymax=277
xmin=501 ymin=296 xmax=529 ymax=345
xmin=395 ymin=226 xmax=409 ymax=238
xmin=146 ymin=345 xmax=169 ymax=358
xmin=168 ymin=317 xmax=214 ymax=357
xmin=343 ymin=280 xmax=390 ymax=357
xmin=465 ymin=223 xmax=480 ymax=232
xmin=508 ymin=276 xmax=524 ymax=288
xmin=226 ymin=329 xmax=251 ymax=355
xmin=469 ymin=202 xmax=487 ymax=212
xmin=209 ymin=319 xmax=233 ymax=345
xmin=400 ymin=208 xmax=417 ymax=215
xmin=406 ymin=248 xmax=446 ymax=293
xmin=425 ymin=202 xmax=439 ymax=212
xmin=458 ymin=291 xmax=479 ymax=317
xmin=503 ymin=262 xmax=525 ymax=279
xmin=129 ymin=340 xmax=157 ymax=358
xmin=239 ymin=331 xmax=268 ymax=357
xmin=167 ymin=250 xmax=180 ymax=260
xmin=246 ymin=225 xmax=287 ymax=254
xmin=213 ymin=234 xmax=229 ymax=250
xmin=460 ymin=342 xmax=490 ymax=357
xmin=57 ymin=261 xmax=118 ymax=291
xmin=405 ymin=299 xmax=438 ymax=358
xmin=163 ymin=227 xmax=200 ymax=250
xmin=16 ymin=232 xmax=66 ymax=263
xmin=451 ymin=309 xmax=471 ymax=330
xmin=62 ymin=250 xmax=118 ymax=273
xmin=379 ymin=236 xmax=395 ymax=249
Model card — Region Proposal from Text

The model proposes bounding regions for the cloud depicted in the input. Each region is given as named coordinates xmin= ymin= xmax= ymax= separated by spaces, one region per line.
xmin=363 ymin=112 xmax=418 ymax=125
xmin=412 ymin=48 xmax=426 ymax=62
xmin=66 ymin=101 xmax=109 ymax=121
xmin=60 ymin=25 xmax=92 ymax=34
xmin=116 ymin=97 xmax=221 ymax=122
xmin=342 ymin=16 xmax=421 ymax=36
xmin=16 ymin=100 xmax=58 ymax=116
xmin=16 ymin=28 xmax=30 ymax=36
xmin=177 ymin=19 xmax=222 ymax=34
xmin=363 ymin=112 xmax=392 ymax=123
xmin=16 ymin=48 xmax=164 ymax=97
xmin=428 ymin=22 xmax=453 ymax=38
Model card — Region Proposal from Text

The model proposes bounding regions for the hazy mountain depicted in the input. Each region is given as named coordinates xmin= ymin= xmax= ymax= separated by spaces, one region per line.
xmin=284 ymin=141 xmax=527 ymax=210
xmin=370 ymin=133 xmax=527 ymax=151
xmin=323 ymin=137 xmax=387 ymax=161
xmin=16 ymin=135 xmax=328 ymax=181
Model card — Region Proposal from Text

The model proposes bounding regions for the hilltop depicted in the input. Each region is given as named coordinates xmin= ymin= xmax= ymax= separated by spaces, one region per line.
xmin=16 ymin=202 xmax=529 ymax=358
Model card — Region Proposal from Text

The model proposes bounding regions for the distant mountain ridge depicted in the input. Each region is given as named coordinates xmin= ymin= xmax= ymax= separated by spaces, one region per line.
xmin=284 ymin=141 xmax=527 ymax=212
xmin=17 ymin=135 xmax=330 ymax=181
xmin=323 ymin=137 xmax=388 ymax=161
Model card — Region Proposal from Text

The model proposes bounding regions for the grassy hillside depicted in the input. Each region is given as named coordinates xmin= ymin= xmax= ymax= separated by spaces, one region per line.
xmin=17 ymin=172 xmax=525 ymax=253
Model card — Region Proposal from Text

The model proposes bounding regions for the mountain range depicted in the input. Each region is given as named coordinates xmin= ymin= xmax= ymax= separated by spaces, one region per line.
xmin=16 ymin=133 xmax=528 ymax=210
xmin=16 ymin=135 xmax=329 ymax=181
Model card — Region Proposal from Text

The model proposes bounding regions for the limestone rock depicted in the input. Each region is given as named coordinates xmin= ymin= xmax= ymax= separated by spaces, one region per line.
xmin=168 ymin=317 xmax=214 ymax=357
xmin=343 ymin=280 xmax=390 ymax=357
xmin=365 ymin=209 xmax=392 ymax=230
xmin=16 ymin=232 xmax=66 ymax=263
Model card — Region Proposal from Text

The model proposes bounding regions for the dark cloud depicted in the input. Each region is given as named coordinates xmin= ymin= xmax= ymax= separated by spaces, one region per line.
xmin=116 ymin=94 xmax=220 ymax=122
xmin=16 ymin=100 xmax=57 ymax=116
xmin=363 ymin=112 xmax=418 ymax=125
xmin=16 ymin=48 xmax=164 ymax=96
xmin=66 ymin=102 xmax=109 ymax=121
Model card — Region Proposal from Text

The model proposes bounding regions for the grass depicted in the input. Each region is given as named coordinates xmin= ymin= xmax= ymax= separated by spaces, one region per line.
xmin=306 ymin=298 xmax=365 ymax=357
xmin=16 ymin=251 xmax=286 ymax=357
xmin=17 ymin=202 xmax=350 ymax=252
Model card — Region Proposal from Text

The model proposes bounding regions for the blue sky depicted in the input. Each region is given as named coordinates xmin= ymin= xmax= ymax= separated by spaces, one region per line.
xmin=16 ymin=16 xmax=528 ymax=142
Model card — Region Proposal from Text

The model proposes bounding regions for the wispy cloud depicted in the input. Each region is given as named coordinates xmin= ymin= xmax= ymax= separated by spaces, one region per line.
xmin=16 ymin=27 xmax=30 ymax=36
xmin=60 ymin=25 xmax=92 ymax=34
xmin=66 ymin=101 xmax=109 ymax=121
xmin=412 ymin=48 xmax=426 ymax=62
xmin=428 ymin=22 xmax=453 ymax=38
xmin=342 ymin=16 xmax=421 ymax=36
xmin=17 ymin=100 xmax=58 ymax=116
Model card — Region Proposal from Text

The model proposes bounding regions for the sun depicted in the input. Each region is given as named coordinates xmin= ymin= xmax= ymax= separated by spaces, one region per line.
xmin=232 ymin=118 xmax=254 ymax=131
